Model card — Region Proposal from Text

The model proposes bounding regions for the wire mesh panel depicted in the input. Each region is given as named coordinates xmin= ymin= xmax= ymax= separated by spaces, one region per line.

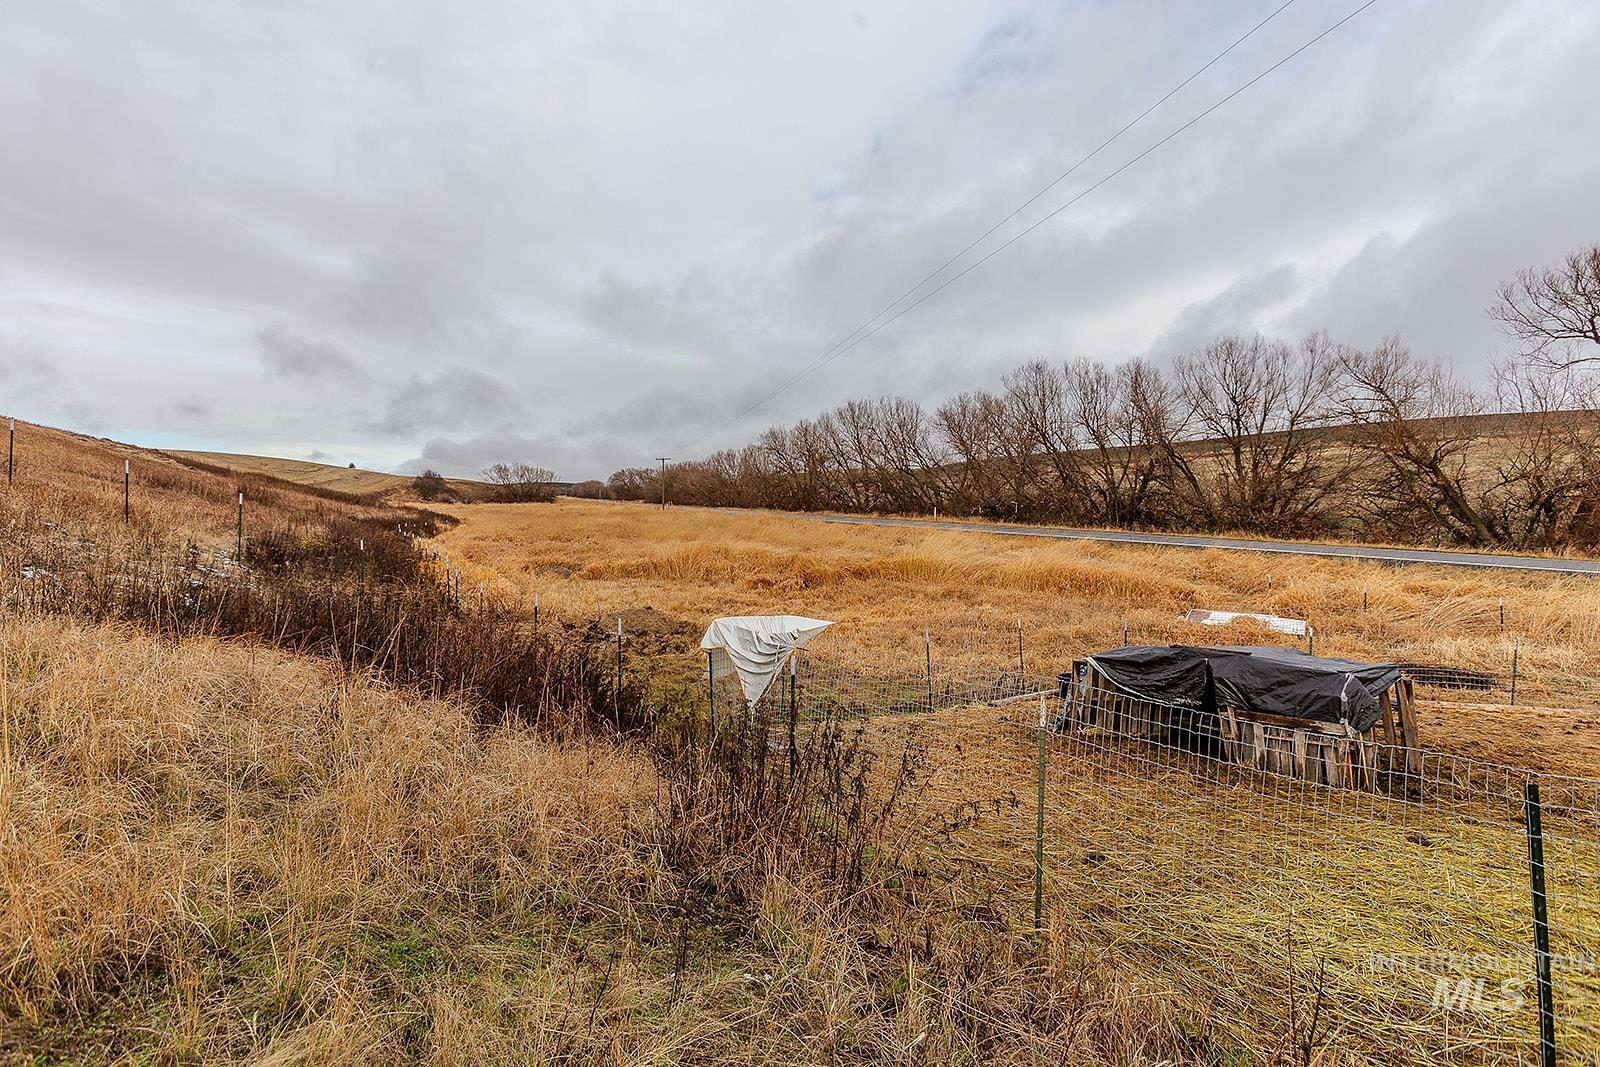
xmin=1035 ymin=676 xmax=1600 ymax=1065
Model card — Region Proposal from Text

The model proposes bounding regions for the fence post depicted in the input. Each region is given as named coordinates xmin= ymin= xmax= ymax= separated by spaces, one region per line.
xmin=614 ymin=617 xmax=623 ymax=724
xmin=788 ymin=655 xmax=798 ymax=783
xmin=236 ymin=491 xmax=244 ymax=561
xmin=533 ymin=593 xmax=539 ymax=631
xmin=357 ymin=538 xmax=366 ymax=595
xmin=1523 ymin=781 xmax=1557 ymax=1067
xmin=924 ymin=629 xmax=933 ymax=710
xmin=1509 ymin=645 xmax=1519 ymax=706
xmin=707 ymin=650 xmax=716 ymax=738
xmin=7 ymin=417 xmax=13 ymax=484
xmin=1034 ymin=696 xmax=1047 ymax=932
xmin=1016 ymin=617 xmax=1025 ymax=681
xmin=123 ymin=459 xmax=130 ymax=524
xmin=1121 ymin=619 xmax=1128 ymax=647
xmin=1499 ymin=598 xmax=1506 ymax=630
xmin=1362 ymin=584 xmax=1368 ymax=611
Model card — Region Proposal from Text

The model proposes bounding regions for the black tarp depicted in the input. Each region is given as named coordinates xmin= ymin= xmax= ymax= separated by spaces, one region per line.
xmin=1080 ymin=645 xmax=1401 ymax=732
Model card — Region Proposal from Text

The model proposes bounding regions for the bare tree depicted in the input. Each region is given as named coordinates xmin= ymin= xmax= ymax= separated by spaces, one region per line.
xmin=1337 ymin=339 xmax=1499 ymax=545
xmin=1482 ymin=361 xmax=1600 ymax=548
xmin=482 ymin=462 xmax=559 ymax=503
xmin=1067 ymin=358 xmax=1164 ymax=526
xmin=411 ymin=469 xmax=446 ymax=501
xmin=1489 ymin=243 xmax=1600 ymax=368
xmin=1164 ymin=334 xmax=1347 ymax=533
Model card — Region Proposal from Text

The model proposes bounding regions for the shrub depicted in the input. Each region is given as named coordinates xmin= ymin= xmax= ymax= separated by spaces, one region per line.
xmin=413 ymin=469 xmax=446 ymax=501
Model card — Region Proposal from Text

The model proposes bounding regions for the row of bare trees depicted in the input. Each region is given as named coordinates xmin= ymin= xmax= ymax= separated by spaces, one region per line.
xmin=609 ymin=244 xmax=1600 ymax=549
xmin=609 ymin=337 xmax=1600 ymax=549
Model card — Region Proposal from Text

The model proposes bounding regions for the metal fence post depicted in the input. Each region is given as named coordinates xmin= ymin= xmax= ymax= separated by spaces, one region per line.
xmin=1307 ymin=626 xmax=1315 ymax=656
xmin=1015 ymin=617 xmax=1025 ymax=680
xmin=788 ymin=656 xmax=798 ymax=783
xmin=533 ymin=593 xmax=540 ymax=631
xmin=7 ymin=417 xmax=13 ymax=484
xmin=1510 ymin=645 xmax=1520 ymax=706
xmin=1523 ymin=781 xmax=1556 ymax=1067
xmin=236 ymin=491 xmax=244 ymax=561
xmin=924 ymin=629 xmax=933 ymax=710
xmin=1034 ymin=697 xmax=1047 ymax=932
xmin=123 ymin=459 xmax=130 ymax=523
xmin=706 ymin=650 xmax=716 ymax=737
xmin=1121 ymin=618 xmax=1128 ymax=647
xmin=614 ymin=617 xmax=623 ymax=723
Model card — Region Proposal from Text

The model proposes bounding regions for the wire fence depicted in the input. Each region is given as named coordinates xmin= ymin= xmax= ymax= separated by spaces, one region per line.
xmin=1023 ymin=677 xmax=1600 ymax=1064
xmin=676 ymin=626 xmax=1600 ymax=1064
xmin=493 ymin=603 xmax=1600 ymax=1062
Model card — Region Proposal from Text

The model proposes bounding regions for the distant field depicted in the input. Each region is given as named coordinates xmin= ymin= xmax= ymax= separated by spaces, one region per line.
xmin=167 ymin=449 xmax=488 ymax=498
xmin=433 ymin=498 xmax=1600 ymax=775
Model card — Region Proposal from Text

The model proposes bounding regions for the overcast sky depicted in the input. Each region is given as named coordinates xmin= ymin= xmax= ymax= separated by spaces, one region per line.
xmin=3 ymin=1 xmax=1596 ymax=479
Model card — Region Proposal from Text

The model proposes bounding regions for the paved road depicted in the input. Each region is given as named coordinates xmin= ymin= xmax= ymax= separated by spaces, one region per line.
xmin=810 ymin=514 xmax=1600 ymax=575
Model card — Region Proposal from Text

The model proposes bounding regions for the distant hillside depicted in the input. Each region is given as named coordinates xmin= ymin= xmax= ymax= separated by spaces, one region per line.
xmin=167 ymin=450 xmax=492 ymax=500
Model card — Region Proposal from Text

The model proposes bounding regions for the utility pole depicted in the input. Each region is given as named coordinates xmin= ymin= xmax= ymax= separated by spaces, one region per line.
xmin=654 ymin=456 xmax=671 ymax=507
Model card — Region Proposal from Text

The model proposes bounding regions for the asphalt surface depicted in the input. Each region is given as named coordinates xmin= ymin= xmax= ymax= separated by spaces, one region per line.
xmin=810 ymin=514 xmax=1600 ymax=576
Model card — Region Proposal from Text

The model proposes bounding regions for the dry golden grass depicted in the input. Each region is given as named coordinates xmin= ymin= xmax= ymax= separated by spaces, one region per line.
xmin=0 ymin=611 xmax=658 ymax=1061
xmin=432 ymin=499 xmax=1600 ymax=774
xmin=168 ymin=450 xmax=487 ymax=501
xmin=0 ymin=611 xmax=1228 ymax=1065
xmin=2 ymin=421 xmax=398 ymax=555
xmin=6 ymin=421 xmax=1235 ymax=1064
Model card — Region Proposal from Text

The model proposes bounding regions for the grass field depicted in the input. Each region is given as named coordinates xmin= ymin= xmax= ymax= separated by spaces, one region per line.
xmin=8 ymin=420 xmax=1217 ymax=1064
xmin=432 ymin=498 xmax=1600 ymax=775
xmin=167 ymin=449 xmax=489 ymax=500
xmin=9 ymin=420 xmax=1599 ymax=1064
xmin=430 ymin=498 xmax=1600 ymax=1063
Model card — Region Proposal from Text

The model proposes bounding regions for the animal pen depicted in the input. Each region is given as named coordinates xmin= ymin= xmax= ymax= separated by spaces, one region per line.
xmin=1062 ymin=644 xmax=1422 ymax=789
xmin=657 ymin=609 xmax=1599 ymax=1063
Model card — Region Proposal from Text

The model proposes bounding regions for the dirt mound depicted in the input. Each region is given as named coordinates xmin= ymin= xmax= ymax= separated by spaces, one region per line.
xmin=618 ymin=606 xmax=697 ymax=637
xmin=571 ymin=607 xmax=699 ymax=655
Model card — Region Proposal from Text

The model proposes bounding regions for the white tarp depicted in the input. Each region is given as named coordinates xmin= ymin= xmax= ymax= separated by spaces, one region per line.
xmin=1182 ymin=608 xmax=1308 ymax=637
xmin=700 ymin=615 xmax=834 ymax=705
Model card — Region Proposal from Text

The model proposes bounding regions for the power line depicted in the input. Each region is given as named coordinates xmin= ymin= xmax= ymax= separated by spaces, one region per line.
xmin=685 ymin=0 xmax=1379 ymax=454
xmin=694 ymin=0 xmax=1301 ymax=450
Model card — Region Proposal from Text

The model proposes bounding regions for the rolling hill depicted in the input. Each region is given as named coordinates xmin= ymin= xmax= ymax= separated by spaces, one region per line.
xmin=167 ymin=449 xmax=491 ymax=499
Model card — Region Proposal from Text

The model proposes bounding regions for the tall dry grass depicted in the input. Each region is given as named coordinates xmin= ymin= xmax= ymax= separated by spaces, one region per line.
xmin=432 ymin=500 xmax=1600 ymax=773
xmin=0 ymin=612 xmax=1230 ymax=1064
xmin=2 ymin=420 xmax=1245 ymax=1063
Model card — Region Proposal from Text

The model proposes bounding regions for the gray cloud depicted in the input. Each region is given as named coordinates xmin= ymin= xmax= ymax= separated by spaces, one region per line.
xmin=1 ymin=1 xmax=1596 ymax=478
xmin=172 ymin=396 xmax=213 ymax=422
xmin=363 ymin=369 xmax=526 ymax=438
xmin=256 ymin=325 xmax=368 ymax=381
